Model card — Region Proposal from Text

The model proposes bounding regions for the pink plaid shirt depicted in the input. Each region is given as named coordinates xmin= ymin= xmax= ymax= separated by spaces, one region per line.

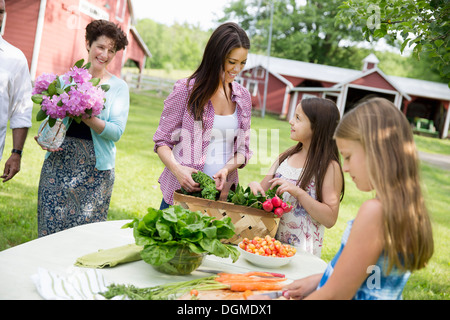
xmin=153 ymin=78 xmax=253 ymax=204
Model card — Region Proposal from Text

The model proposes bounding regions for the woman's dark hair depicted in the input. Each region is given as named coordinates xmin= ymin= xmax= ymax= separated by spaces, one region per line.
xmin=85 ymin=19 xmax=128 ymax=52
xmin=187 ymin=22 xmax=250 ymax=121
xmin=278 ymin=98 xmax=345 ymax=202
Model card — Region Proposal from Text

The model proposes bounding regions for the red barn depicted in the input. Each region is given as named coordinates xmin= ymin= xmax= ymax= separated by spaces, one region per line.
xmin=239 ymin=53 xmax=450 ymax=139
xmin=2 ymin=0 xmax=151 ymax=80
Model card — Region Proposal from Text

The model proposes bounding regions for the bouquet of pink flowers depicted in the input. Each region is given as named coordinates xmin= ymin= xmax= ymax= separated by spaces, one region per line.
xmin=32 ymin=59 xmax=110 ymax=127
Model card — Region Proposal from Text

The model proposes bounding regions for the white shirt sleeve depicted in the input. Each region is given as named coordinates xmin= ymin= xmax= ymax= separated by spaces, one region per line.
xmin=0 ymin=36 xmax=33 ymax=161
xmin=8 ymin=53 xmax=33 ymax=130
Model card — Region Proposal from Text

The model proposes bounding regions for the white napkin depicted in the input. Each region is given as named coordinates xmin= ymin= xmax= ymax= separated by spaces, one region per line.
xmin=31 ymin=267 xmax=111 ymax=300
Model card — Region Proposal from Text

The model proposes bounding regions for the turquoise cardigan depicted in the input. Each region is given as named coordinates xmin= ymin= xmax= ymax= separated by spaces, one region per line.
xmin=44 ymin=75 xmax=130 ymax=170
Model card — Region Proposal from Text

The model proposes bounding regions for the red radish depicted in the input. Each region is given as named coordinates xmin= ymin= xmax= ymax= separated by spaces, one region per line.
xmin=274 ymin=207 xmax=284 ymax=217
xmin=280 ymin=202 xmax=288 ymax=211
xmin=283 ymin=204 xmax=293 ymax=213
xmin=262 ymin=199 xmax=273 ymax=212
xmin=271 ymin=196 xmax=282 ymax=207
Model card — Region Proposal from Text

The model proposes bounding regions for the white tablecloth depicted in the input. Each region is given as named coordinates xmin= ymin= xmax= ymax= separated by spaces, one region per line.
xmin=0 ymin=220 xmax=327 ymax=300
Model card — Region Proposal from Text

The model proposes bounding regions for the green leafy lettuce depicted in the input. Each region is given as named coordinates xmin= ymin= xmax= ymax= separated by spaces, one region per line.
xmin=181 ymin=171 xmax=219 ymax=200
xmin=227 ymin=184 xmax=279 ymax=210
xmin=123 ymin=205 xmax=240 ymax=266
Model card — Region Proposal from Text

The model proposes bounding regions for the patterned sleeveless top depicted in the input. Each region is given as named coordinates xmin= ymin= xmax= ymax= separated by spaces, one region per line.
xmin=317 ymin=220 xmax=411 ymax=300
xmin=274 ymin=158 xmax=324 ymax=257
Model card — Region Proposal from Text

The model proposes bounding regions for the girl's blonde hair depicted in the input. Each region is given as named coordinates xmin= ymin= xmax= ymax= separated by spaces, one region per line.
xmin=334 ymin=97 xmax=433 ymax=273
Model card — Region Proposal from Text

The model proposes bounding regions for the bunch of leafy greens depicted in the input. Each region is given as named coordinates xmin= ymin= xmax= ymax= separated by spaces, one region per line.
xmin=123 ymin=206 xmax=239 ymax=267
xmin=181 ymin=171 xmax=280 ymax=211
xmin=181 ymin=171 xmax=218 ymax=200
xmin=227 ymin=184 xmax=279 ymax=210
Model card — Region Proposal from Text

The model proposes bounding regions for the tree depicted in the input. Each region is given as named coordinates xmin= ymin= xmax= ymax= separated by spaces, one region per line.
xmin=135 ymin=19 xmax=209 ymax=70
xmin=219 ymin=0 xmax=365 ymax=65
xmin=336 ymin=0 xmax=450 ymax=86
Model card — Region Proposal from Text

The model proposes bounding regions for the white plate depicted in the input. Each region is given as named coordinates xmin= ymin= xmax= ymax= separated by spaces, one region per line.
xmin=237 ymin=245 xmax=295 ymax=268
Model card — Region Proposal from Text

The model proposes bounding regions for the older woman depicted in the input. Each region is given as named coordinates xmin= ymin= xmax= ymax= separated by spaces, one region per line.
xmin=36 ymin=20 xmax=129 ymax=237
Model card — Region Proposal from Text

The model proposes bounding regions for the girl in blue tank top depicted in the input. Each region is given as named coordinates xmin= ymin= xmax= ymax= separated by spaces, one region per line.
xmin=278 ymin=98 xmax=434 ymax=300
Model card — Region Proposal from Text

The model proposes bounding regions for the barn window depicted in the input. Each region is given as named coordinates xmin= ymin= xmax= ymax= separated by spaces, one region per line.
xmin=255 ymin=67 xmax=265 ymax=79
xmin=248 ymin=80 xmax=258 ymax=97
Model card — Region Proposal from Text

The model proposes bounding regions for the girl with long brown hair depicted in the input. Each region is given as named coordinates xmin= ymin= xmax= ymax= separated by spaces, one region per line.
xmin=278 ymin=97 xmax=434 ymax=300
xmin=249 ymin=98 xmax=345 ymax=257
xmin=153 ymin=22 xmax=252 ymax=209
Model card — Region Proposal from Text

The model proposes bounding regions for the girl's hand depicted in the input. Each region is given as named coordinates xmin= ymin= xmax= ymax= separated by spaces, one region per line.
xmin=269 ymin=178 xmax=300 ymax=198
xmin=34 ymin=136 xmax=63 ymax=152
xmin=248 ymin=181 xmax=265 ymax=196
xmin=283 ymin=274 xmax=322 ymax=300
xmin=174 ymin=166 xmax=201 ymax=193
xmin=213 ymin=167 xmax=229 ymax=191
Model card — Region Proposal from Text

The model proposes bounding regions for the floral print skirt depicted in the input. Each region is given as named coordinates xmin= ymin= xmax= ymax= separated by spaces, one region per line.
xmin=37 ymin=136 xmax=115 ymax=237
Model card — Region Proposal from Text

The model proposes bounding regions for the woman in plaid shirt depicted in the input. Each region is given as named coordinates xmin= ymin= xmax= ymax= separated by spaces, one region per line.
xmin=153 ymin=22 xmax=252 ymax=208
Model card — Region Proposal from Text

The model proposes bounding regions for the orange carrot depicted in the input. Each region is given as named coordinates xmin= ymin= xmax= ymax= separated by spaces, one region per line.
xmin=214 ymin=272 xmax=288 ymax=292
xmin=216 ymin=277 xmax=286 ymax=283
xmin=229 ymin=282 xmax=284 ymax=292
xmin=243 ymin=290 xmax=253 ymax=299
xmin=242 ymin=271 xmax=275 ymax=277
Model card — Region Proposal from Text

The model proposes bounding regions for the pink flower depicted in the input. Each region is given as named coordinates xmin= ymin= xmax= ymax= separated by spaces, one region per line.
xmin=41 ymin=95 xmax=66 ymax=119
xmin=33 ymin=73 xmax=57 ymax=94
xmin=62 ymin=66 xmax=92 ymax=84
xmin=34 ymin=60 xmax=107 ymax=122
xmin=61 ymin=82 xmax=105 ymax=118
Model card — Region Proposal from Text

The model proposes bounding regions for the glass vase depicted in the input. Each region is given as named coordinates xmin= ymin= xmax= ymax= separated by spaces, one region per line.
xmin=37 ymin=119 xmax=67 ymax=149
xmin=153 ymin=247 xmax=206 ymax=275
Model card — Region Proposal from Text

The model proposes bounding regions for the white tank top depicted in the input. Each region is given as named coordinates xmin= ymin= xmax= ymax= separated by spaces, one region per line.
xmin=203 ymin=108 xmax=238 ymax=178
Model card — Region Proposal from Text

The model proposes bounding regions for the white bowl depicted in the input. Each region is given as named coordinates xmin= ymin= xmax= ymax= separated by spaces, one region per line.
xmin=237 ymin=245 xmax=295 ymax=268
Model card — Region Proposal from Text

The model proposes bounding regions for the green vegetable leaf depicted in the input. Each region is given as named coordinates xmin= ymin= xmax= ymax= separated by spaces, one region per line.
xmin=201 ymin=226 xmax=217 ymax=239
xmin=130 ymin=205 xmax=239 ymax=266
xmin=141 ymin=245 xmax=178 ymax=266
xmin=190 ymin=171 xmax=219 ymax=200
xmin=224 ymin=245 xmax=240 ymax=263
xmin=199 ymin=238 xmax=228 ymax=257
xmin=156 ymin=220 xmax=173 ymax=241
xmin=212 ymin=217 xmax=235 ymax=240
xmin=162 ymin=207 xmax=178 ymax=223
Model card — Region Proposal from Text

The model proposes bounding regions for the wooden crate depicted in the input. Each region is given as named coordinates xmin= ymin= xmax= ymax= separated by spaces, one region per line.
xmin=173 ymin=190 xmax=279 ymax=245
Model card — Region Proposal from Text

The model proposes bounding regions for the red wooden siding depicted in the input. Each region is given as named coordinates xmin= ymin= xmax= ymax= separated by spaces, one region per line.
xmin=351 ymin=72 xmax=396 ymax=91
xmin=3 ymin=0 xmax=40 ymax=69
xmin=123 ymin=29 xmax=145 ymax=69
xmin=4 ymin=0 xmax=142 ymax=79
xmin=263 ymin=74 xmax=287 ymax=114
xmin=37 ymin=0 xmax=84 ymax=77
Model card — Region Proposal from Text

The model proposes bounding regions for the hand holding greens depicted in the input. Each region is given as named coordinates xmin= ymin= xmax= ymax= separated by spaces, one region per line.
xmin=181 ymin=171 xmax=219 ymax=200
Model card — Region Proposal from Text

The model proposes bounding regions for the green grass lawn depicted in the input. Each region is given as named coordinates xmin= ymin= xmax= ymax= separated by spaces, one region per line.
xmin=0 ymin=90 xmax=448 ymax=300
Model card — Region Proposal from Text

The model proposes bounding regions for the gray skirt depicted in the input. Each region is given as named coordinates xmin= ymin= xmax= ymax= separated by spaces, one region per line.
xmin=37 ymin=136 xmax=115 ymax=237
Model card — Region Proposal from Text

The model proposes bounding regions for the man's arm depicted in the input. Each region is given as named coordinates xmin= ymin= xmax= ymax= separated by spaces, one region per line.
xmin=1 ymin=127 xmax=28 ymax=182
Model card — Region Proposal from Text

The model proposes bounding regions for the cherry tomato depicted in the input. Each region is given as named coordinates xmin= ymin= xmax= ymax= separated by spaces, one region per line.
xmin=190 ymin=289 xmax=199 ymax=296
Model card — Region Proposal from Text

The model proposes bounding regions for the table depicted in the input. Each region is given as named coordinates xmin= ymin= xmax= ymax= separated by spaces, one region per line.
xmin=0 ymin=220 xmax=328 ymax=300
